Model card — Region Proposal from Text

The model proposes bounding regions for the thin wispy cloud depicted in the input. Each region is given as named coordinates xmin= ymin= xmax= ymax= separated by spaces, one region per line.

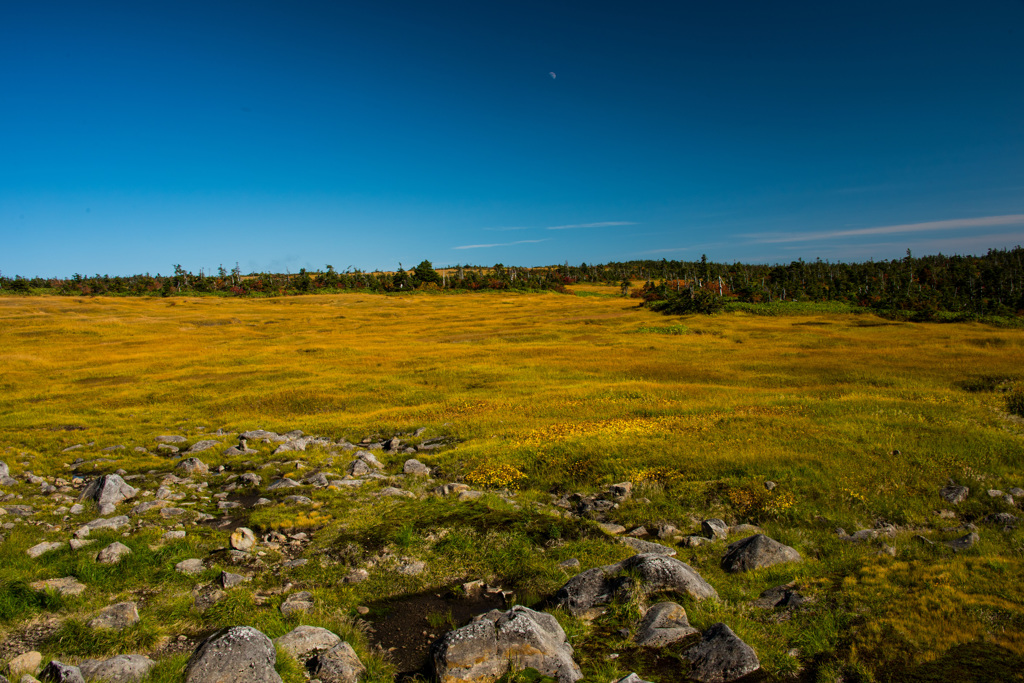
xmin=453 ymin=239 xmax=549 ymax=250
xmin=546 ymin=221 xmax=637 ymax=230
xmin=747 ymin=214 xmax=1024 ymax=244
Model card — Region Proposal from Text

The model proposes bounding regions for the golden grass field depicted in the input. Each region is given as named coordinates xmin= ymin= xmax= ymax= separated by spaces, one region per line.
xmin=1 ymin=287 xmax=1023 ymax=681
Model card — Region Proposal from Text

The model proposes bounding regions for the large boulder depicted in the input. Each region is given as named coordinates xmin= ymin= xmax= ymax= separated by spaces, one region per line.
xmin=720 ymin=534 xmax=801 ymax=573
xmin=96 ymin=542 xmax=132 ymax=564
xmin=79 ymin=475 xmax=137 ymax=515
xmin=433 ymin=606 xmax=582 ymax=683
xmin=554 ymin=553 xmax=717 ymax=617
xmin=684 ymin=623 xmax=760 ymax=682
xmin=184 ymin=626 xmax=282 ymax=683
xmin=78 ymin=655 xmax=155 ymax=683
xmin=635 ymin=602 xmax=699 ymax=647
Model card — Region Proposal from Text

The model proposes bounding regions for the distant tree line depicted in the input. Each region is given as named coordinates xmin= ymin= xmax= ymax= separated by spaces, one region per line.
xmin=3 ymin=247 xmax=1023 ymax=318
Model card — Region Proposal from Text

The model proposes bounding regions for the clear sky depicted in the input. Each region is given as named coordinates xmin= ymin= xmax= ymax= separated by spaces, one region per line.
xmin=3 ymin=1 xmax=1023 ymax=277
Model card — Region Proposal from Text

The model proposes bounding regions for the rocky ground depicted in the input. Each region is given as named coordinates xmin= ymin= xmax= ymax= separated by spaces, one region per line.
xmin=0 ymin=428 xmax=1019 ymax=683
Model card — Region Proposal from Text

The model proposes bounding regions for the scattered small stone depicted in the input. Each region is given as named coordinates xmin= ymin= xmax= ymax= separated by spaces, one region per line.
xmin=342 ymin=568 xmax=369 ymax=584
xmin=596 ymin=522 xmax=626 ymax=535
xmin=176 ymin=559 xmax=205 ymax=575
xmin=282 ymin=558 xmax=308 ymax=569
xmin=620 ymin=537 xmax=677 ymax=556
xmin=163 ymin=530 xmax=186 ymax=541
xmin=752 ymin=582 xmax=807 ymax=609
xmin=558 ymin=558 xmax=581 ymax=570
xmin=26 ymin=542 xmax=63 ymax=558
xmin=39 ymin=660 xmax=84 ymax=683
xmin=634 ymin=602 xmax=699 ymax=647
xmin=280 ymin=591 xmax=315 ymax=616
xmin=945 ymin=532 xmax=979 ymax=551
xmin=721 ymin=534 xmax=802 ymax=573
xmin=274 ymin=625 xmax=342 ymax=661
xmin=89 ymin=602 xmax=140 ymax=630
xmin=156 ymin=435 xmax=187 ymax=444
xmin=77 ymin=655 xmax=155 ymax=683
xmin=312 ymin=641 xmax=366 ymax=683
xmin=220 ymin=571 xmax=247 ymax=588
xmin=396 ymin=560 xmax=426 ymax=576
xmin=30 ymin=577 xmax=85 ymax=596
xmin=939 ymin=485 xmax=969 ymax=504
xmin=8 ymin=651 xmax=43 ymax=678
xmin=229 ymin=527 xmax=256 ymax=552
xmin=176 ymin=458 xmax=209 ymax=476
xmin=701 ymin=519 xmax=728 ymax=541
xmin=403 ymin=459 xmax=430 ymax=476
xmin=96 ymin=541 xmax=132 ymax=564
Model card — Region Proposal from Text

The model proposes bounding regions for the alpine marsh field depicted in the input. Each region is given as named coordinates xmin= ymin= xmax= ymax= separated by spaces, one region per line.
xmin=1 ymin=287 xmax=1023 ymax=683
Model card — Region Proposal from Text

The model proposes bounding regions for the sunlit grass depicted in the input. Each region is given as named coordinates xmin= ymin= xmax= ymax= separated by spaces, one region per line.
xmin=1 ymin=287 xmax=1023 ymax=680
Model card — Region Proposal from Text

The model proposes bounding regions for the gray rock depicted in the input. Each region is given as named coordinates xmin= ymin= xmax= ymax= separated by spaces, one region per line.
xmin=78 ymin=475 xmax=137 ymax=515
xmin=684 ymin=622 xmax=760 ymax=682
xmin=26 ymin=542 xmax=63 ymax=558
xmin=78 ymin=655 xmax=154 ymax=683
xmin=230 ymin=527 xmax=256 ymax=552
xmin=681 ymin=535 xmax=712 ymax=548
xmin=30 ymin=577 xmax=85 ymax=596
xmin=1010 ymin=487 xmax=1024 ymax=498
xmin=763 ymin=481 xmax=776 ymax=491
xmin=5 ymin=505 xmax=35 ymax=516
xmin=275 ymin=625 xmax=342 ymax=661
xmin=280 ymin=591 xmax=314 ymax=616
xmin=607 ymin=482 xmax=632 ymax=499
xmin=302 ymin=472 xmax=330 ymax=488
xmin=342 ymin=568 xmax=369 ymax=584
xmin=379 ymin=487 xmax=414 ymax=499
xmin=267 ymin=478 xmax=300 ymax=490
xmin=176 ymin=458 xmax=209 ymax=476
xmin=945 ymin=532 xmax=979 ymax=551
xmin=615 ymin=676 xmax=651 ymax=683
xmin=939 ymin=485 xmax=969 ymax=504
xmin=620 ymin=537 xmax=677 ymax=557
xmin=192 ymin=587 xmax=226 ymax=611
xmin=187 ymin=440 xmax=220 ymax=454
xmin=432 ymin=605 xmax=582 ymax=683
xmin=558 ymin=559 xmax=580 ymax=570
xmin=76 ymin=515 xmax=130 ymax=538
xmin=396 ymin=560 xmax=426 ymax=576
xmin=283 ymin=495 xmax=313 ymax=505
xmin=312 ymin=642 xmax=366 ymax=683
xmin=0 ymin=460 xmax=16 ymax=486
xmin=239 ymin=472 xmax=262 ymax=487
xmin=403 ymin=459 xmax=430 ymax=476
xmin=720 ymin=534 xmax=801 ymax=573
xmin=88 ymin=602 xmax=140 ymax=630
xmin=39 ymin=660 xmax=84 ymax=683
xmin=163 ymin=530 xmax=187 ymax=541
xmin=751 ymin=583 xmax=807 ymax=609
xmin=596 ymin=522 xmax=626 ymax=535
xmin=156 ymin=435 xmax=187 ymax=444
xmin=184 ymin=626 xmax=282 ymax=683
xmin=220 ymin=571 xmax=246 ymax=588
xmin=701 ymin=519 xmax=728 ymax=540
xmin=176 ymin=558 xmax=205 ymax=574
xmin=554 ymin=553 xmax=717 ymax=617
xmin=96 ymin=542 xmax=132 ymax=564
xmin=634 ymin=602 xmax=699 ymax=647
xmin=987 ymin=512 xmax=1018 ymax=527
xmin=241 ymin=430 xmax=287 ymax=442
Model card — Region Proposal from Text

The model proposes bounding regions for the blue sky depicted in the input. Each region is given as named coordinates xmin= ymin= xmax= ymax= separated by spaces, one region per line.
xmin=2 ymin=1 xmax=1023 ymax=277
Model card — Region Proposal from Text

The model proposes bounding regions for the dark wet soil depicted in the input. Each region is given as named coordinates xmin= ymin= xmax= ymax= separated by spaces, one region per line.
xmin=365 ymin=588 xmax=507 ymax=680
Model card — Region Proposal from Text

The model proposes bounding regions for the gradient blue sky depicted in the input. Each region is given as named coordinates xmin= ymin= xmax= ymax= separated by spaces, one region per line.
xmin=3 ymin=1 xmax=1023 ymax=277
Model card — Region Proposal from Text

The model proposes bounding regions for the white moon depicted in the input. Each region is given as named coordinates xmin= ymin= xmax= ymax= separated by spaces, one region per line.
xmin=549 ymin=72 xmax=556 ymax=79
